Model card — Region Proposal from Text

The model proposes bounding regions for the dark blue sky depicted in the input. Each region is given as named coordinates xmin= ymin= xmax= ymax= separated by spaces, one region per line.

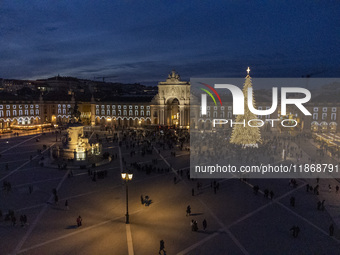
xmin=0 ymin=0 xmax=339 ymax=85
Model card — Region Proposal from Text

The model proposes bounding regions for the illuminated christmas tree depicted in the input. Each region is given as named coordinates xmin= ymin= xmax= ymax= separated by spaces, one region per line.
xmin=230 ymin=67 xmax=262 ymax=146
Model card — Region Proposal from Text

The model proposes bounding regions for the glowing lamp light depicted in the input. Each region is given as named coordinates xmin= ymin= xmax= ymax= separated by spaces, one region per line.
xmin=121 ymin=173 xmax=126 ymax=179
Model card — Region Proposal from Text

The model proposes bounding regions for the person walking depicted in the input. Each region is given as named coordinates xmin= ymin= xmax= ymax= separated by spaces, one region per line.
xmin=203 ymin=219 xmax=207 ymax=231
xmin=77 ymin=215 xmax=82 ymax=227
xmin=329 ymin=224 xmax=334 ymax=236
xmin=159 ymin=240 xmax=165 ymax=254
xmin=186 ymin=205 xmax=191 ymax=216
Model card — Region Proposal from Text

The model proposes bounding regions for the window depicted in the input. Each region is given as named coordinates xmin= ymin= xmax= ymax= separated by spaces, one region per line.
xmin=221 ymin=106 xmax=224 ymax=111
xmin=118 ymin=110 xmax=121 ymax=116
xmin=107 ymin=105 xmax=110 ymax=109
xmin=19 ymin=110 xmax=22 ymax=116
xmin=331 ymin=113 xmax=336 ymax=121
xmin=101 ymin=105 xmax=105 ymax=109
xmin=36 ymin=109 xmax=39 ymax=115
xmin=332 ymin=107 xmax=337 ymax=112
xmin=220 ymin=111 xmax=225 ymax=118
xmin=0 ymin=110 xmax=3 ymax=117
xmin=135 ymin=106 xmax=138 ymax=109
xmin=96 ymin=109 xmax=99 ymax=115
xmin=146 ymin=111 xmax=150 ymax=116
xmin=6 ymin=105 xmax=10 ymax=109
xmin=96 ymin=105 xmax=99 ymax=109
xmin=13 ymin=105 xmax=16 ymax=109
xmin=129 ymin=110 xmax=133 ymax=116
xmin=323 ymin=107 xmax=327 ymax=112
xmin=19 ymin=105 xmax=22 ymax=109
xmin=123 ymin=105 xmax=127 ymax=109
xmin=67 ymin=105 xmax=71 ymax=108
xmin=58 ymin=109 xmax=61 ymax=114
xmin=25 ymin=105 xmax=28 ymax=109
xmin=207 ymin=106 xmax=210 ymax=110
xmin=25 ymin=110 xmax=28 ymax=115
xmin=112 ymin=110 xmax=116 ymax=115
xmin=36 ymin=105 xmax=39 ymax=108
xmin=107 ymin=110 xmax=110 ymax=115
xmin=112 ymin=105 xmax=115 ymax=109
xmin=213 ymin=111 xmax=217 ymax=118
xmin=58 ymin=104 xmax=61 ymax=108
xmin=313 ymin=107 xmax=318 ymax=112
xmin=30 ymin=109 xmax=34 ymax=115
xmin=0 ymin=105 xmax=2 ymax=109
xmin=141 ymin=106 xmax=144 ymax=109
xmin=63 ymin=109 xmax=66 ymax=114
xmin=135 ymin=110 xmax=138 ymax=116
xmin=123 ymin=110 xmax=127 ymax=116
xmin=147 ymin=106 xmax=150 ymax=109
xmin=228 ymin=106 xmax=232 ymax=111
xmin=227 ymin=111 xmax=232 ymax=118
xmin=214 ymin=106 xmax=217 ymax=110
xmin=129 ymin=105 xmax=132 ymax=109
xmin=6 ymin=110 xmax=10 ymax=116
xmin=313 ymin=113 xmax=318 ymax=120
xmin=141 ymin=110 xmax=144 ymax=116
xmin=13 ymin=110 xmax=17 ymax=116
xmin=118 ymin=105 xmax=121 ymax=109
xmin=101 ymin=110 xmax=105 ymax=115
xmin=207 ymin=111 xmax=210 ymax=117
xmin=30 ymin=105 xmax=34 ymax=108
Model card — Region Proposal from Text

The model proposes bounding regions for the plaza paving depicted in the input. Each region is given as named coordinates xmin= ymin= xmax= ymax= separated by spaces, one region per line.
xmin=0 ymin=129 xmax=340 ymax=254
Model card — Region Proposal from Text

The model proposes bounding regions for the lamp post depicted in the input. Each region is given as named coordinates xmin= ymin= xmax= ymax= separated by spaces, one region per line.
xmin=121 ymin=172 xmax=133 ymax=224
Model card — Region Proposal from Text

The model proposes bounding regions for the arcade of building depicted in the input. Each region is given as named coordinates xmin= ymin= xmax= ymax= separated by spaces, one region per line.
xmin=0 ymin=71 xmax=338 ymax=133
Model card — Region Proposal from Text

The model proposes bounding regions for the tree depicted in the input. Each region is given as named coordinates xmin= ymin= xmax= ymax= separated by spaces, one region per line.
xmin=230 ymin=70 xmax=262 ymax=146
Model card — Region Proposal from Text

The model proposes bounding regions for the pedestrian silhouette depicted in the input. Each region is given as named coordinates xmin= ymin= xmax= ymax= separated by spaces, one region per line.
xmin=159 ymin=240 xmax=165 ymax=254
xmin=203 ymin=219 xmax=207 ymax=231
xmin=329 ymin=224 xmax=334 ymax=236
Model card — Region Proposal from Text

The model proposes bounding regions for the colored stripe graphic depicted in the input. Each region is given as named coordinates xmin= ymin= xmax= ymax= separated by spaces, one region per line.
xmin=200 ymin=83 xmax=223 ymax=106
xmin=200 ymin=88 xmax=217 ymax=106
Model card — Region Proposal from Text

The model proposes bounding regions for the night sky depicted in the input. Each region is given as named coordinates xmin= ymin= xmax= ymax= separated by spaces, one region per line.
xmin=0 ymin=0 xmax=339 ymax=85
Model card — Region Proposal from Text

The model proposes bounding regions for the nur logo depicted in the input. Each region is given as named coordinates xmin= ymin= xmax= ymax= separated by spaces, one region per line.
xmin=200 ymin=82 xmax=222 ymax=115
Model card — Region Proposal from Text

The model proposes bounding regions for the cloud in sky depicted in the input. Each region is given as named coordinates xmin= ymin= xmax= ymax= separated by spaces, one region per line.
xmin=0 ymin=0 xmax=339 ymax=84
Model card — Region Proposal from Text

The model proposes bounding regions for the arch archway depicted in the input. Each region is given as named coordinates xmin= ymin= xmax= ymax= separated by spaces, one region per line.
xmin=166 ymin=98 xmax=180 ymax=127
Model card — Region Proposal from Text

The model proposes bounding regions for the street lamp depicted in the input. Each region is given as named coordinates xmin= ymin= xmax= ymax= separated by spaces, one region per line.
xmin=121 ymin=172 xmax=133 ymax=224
